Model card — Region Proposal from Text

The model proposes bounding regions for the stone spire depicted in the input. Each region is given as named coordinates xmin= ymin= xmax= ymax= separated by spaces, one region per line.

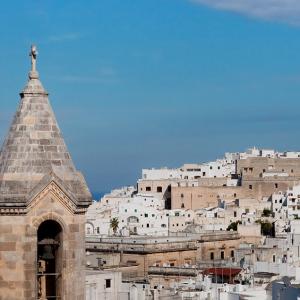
xmin=0 ymin=46 xmax=91 ymax=209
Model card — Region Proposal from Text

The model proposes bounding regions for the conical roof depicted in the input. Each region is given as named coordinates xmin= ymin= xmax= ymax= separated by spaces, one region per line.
xmin=0 ymin=46 xmax=91 ymax=208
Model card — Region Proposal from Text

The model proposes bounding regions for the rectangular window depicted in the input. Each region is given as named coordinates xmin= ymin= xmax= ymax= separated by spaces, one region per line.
xmin=157 ymin=186 xmax=163 ymax=193
xmin=210 ymin=252 xmax=214 ymax=260
xmin=249 ymin=185 xmax=252 ymax=190
xmin=105 ymin=279 xmax=111 ymax=288
xmin=146 ymin=187 xmax=151 ymax=191
xmin=221 ymin=251 xmax=225 ymax=260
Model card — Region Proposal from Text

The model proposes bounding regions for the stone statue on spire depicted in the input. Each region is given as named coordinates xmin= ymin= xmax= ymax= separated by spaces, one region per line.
xmin=29 ymin=45 xmax=39 ymax=79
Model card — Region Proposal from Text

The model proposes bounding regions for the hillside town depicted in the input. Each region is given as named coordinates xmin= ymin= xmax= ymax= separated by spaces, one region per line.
xmin=85 ymin=147 xmax=300 ymax=299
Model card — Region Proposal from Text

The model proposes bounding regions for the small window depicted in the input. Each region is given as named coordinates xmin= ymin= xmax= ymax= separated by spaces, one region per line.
xmin=105 ymin=279 xmax=111 ymax=288
xmin=275 ymin=183 xmax=278 ymax=188
xmin=249 ymin=185 xmax=252 ymax=190
xmin=157 ymin=186 xmax=163 ymax=193
xmin=230 ymin=250 xmax=234 ymax=258
xmin=181 ymin=193 xmax=184 ymax=198
xmin=234 ymin=211 xmax=237 ymax=218
xmin=210 ymin=252 xmax=214 ymax=260
xmin=146 ymin=224 xmax=149 ymax=228
xmin=146 ymin=187 xmax=151 ymax=191
xmin=181 ymin=203 xmax=185 ymax=208
xmin=145 ymin=213 xmax=148 ymax=217
xmin=221 ymin=251 xmax=225 ymax=260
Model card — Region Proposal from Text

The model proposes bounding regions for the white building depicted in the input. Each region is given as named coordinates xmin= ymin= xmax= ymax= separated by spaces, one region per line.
xmin=141 ymin=153 xmax=237 ymax=182
xmin=286 ymin=185 xmax=300 ymax=219
xmin=86 ymin=270 xmax=152 ymax=300
xmin=86 ymin=189 xmax=169 ymax=236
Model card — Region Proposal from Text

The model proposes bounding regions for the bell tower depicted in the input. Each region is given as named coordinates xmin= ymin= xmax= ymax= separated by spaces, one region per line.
xmin=0 ymin=46 xmax=92 ymax=300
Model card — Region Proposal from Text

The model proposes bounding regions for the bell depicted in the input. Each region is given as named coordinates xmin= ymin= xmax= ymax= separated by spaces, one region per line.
xmin=41 ymin=245 xmax=55 ymax=260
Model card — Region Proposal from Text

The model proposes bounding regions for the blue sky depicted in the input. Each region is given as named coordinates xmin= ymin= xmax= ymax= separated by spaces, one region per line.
xmin=1 ymin=0 xmax=300 ymax=194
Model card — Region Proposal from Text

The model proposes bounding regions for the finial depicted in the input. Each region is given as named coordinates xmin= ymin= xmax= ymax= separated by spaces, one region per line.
xmin=29 ymin=45 xmax=39 ymax=79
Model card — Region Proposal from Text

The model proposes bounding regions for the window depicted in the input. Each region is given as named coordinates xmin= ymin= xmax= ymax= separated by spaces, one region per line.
xmin=221 ymin=251 xmax=225 ymax=260
xmin=146 ymin=224 xmax=149 ymax=228
xmin=125 ymin=209 xmax=127 ymax=212
xmin=97 ymin=227 xmax=100 ymax=234
xmin=105 ymin=279 xmax=111 ymax=289
xmin=157 ymin=186 xmax=162 ymax=193
xmin=273 ymin=255 xmax=276 ymax=263
xmin=161 ymin=224 xmax=166 ymax=228
xmin=249 ymin=185 xmax=252 ymax=190
xmin=234 ymin=211 xmax=237 ymax=218
xmin=152 ymin=214 xmax=155 ymax=217
xmin=210 ymin=252 xmax=214 ymax=260
xmin=230 ymin=250 xmax=234 ymax=258
xmin=181 ymin=203 xmax=185 ymax=208
xmin=202 ymin=172 xmax=206 ymax=176
xmin=210 ymin=166 xmax=213 ymax=170
xmin=175 ymin=212 xmax=180 ymax=217
xmin=146 ymin=187 xmax=151 ymax=191
xmin=145 ymin=213 xmax=148 ymax=217
xmin=234 ymin=193 xmax=237 ymax=198
xmin=275 ymin=183 xmax=278 ymax=188
xmin=181 ymin=193 xmax=184 ymax=198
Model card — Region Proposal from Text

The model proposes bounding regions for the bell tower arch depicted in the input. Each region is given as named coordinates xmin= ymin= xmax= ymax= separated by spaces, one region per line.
xmin=0 ymin=46 xmax=92 ymax=300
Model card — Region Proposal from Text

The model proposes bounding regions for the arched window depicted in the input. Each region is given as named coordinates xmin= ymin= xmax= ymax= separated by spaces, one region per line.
xmin=37 ymin=220 xmax=63 ymax=299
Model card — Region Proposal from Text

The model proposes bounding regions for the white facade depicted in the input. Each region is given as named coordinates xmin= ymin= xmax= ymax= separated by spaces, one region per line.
xmin=86 ymin=189 xmax=169 ymax=236
xmin=141 ymin=155 xmax=236 ymax=181
xmin=286 ymin=185 xmax=300 ymax=219
xmin=85 ymin=270 xmax=151 ymax=300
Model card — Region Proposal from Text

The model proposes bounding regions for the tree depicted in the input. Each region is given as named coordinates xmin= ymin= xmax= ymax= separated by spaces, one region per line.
xmin=110 ymin=217 xmax=119 ymax=235
xmin=226 ymin=221 xmax=242 ymax=231
xmin=256 ymin=219 xmax=273 ymax=236
xmin=262 ymin=208 xmax=272 ymax=217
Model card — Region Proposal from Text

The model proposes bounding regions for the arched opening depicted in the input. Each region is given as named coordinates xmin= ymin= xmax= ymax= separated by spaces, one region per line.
xmin=37 ymin=220 xmax=63 ymax=299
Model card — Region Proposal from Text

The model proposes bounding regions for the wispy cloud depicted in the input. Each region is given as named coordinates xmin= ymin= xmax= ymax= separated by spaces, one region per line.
xmin=189 ymin=0 xmax=300 ymax=25
xmin=47 ymin=33 xmax=83 ymax=43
